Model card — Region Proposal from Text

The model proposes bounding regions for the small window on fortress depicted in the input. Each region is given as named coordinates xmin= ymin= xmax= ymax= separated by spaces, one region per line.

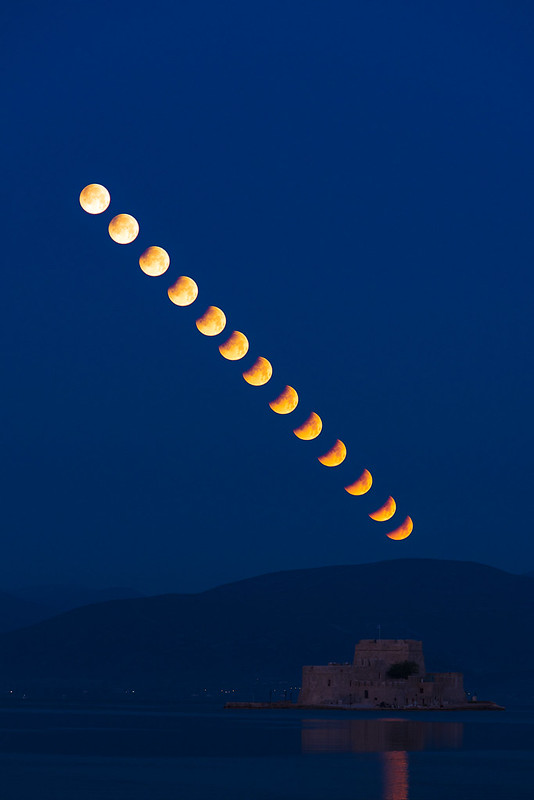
xmin=364 ymin=690 xmax=368 ymax=699
xmin=420 ymin=688 xmax=424 ymax=693
xmin=327 ymin=680 xmax=331 ymax=687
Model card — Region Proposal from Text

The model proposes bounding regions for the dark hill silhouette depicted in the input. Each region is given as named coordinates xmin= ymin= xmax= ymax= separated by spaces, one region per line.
xmin=0 ymin=591 xmax=44 ymax=633
xmin=0 ymin=560 xmax=532 ymax=705
xmin=10 ymin=585 xmax=144 ymax=618
xmin=0 ymin=586 xmax=144 ymax=634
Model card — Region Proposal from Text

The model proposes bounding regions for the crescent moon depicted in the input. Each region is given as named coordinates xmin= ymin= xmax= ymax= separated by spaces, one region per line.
xmin=386 ymin=516 xmax=413 ymax=541
xmin=344 ymin=469 xmax=373 ymax=496
xmin=242 ymin=357 xmax=273 ymax=386
xmin=219 ymin=331 xmax=249 ymax=361
xmin=318 ymin=439 xmax=347 ymax=467
xmin=369 ymin=496 xmax=396 ymax=521
xmin=108 ymin=214 xmax=139 ymax=244
xmin=293 ymin=412 xmax=322 ymax=440
xmin=139 ymin=246 xmax=170 ymax=277
xmin=79 ymin=184 xmax=110 ymax=214
xmin=196 ymin=306 xmax=226 ymax=336
xmin=168 ymin=276 xmax=198 ymax=307
xmin=269 ymin=386 xmax=299 ymax=414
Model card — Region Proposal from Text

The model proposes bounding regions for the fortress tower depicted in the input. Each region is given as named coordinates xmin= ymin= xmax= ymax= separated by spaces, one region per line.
xmin=353 ymin=639 xmax=426 ymax=677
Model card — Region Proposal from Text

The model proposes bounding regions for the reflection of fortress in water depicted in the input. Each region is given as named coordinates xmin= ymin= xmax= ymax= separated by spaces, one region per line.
xmin=298 ymin=639 xmax=466 ymax=709
xmin=301 ymin=718 xmax=463 ymax=800
xmin=301 ymin=717 xmax=463 ymax=753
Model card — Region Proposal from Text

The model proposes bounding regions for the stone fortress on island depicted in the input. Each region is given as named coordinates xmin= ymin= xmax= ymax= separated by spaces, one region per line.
xmin=298 ymin=639 xmax=466 ymax=709
xmin=226 ymin=637 xmax=504 ymax=711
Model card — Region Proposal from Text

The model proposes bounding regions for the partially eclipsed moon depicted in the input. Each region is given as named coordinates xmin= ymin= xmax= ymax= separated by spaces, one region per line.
xmin=168 ymin=276 xmax=198 ymax=306
xmin=293 ymin=412 xmax=322 ymax=440
xmin=369 ymin=496 xmax=396 ymax=521
xmin=196 ymin=306 xmax=226 ymax=336
xmin=386 ymin=516 xmax=413 ymax=541
xmin=108 ymin=214 xmax=139 ymax=244
xmin=139 ymin=246 xmax=170 ymax=277
xmin=219 ymin=331 xmax=249 ymax=361
xmin=318 ymin=439 xmax=347 ymax=467
xmin=344 ymin=469 xmax=373 ymax=496
xmin=79 ymin=184 xmax=110 ymax=214
xmin=269 ymin=386 xmax=299 ymax=415
xmin=242 ymin=357 xmax=273 ymax=386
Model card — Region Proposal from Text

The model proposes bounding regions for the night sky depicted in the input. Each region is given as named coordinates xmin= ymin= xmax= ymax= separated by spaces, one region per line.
xmin=2 ymin=1 xmax=533 ymax=593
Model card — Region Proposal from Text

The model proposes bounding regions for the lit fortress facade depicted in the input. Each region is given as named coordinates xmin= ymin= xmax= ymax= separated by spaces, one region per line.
xmin=298 ymin=639 xmax=466 ymax=709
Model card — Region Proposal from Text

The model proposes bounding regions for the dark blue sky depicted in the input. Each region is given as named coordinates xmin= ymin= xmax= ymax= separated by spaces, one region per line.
xmin=2 ymin=1 xmax=533 ymax=592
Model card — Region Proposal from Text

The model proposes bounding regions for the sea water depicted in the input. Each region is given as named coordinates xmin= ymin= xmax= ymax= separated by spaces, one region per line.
xmin=0 ymin=705 xmax=533 ymax=799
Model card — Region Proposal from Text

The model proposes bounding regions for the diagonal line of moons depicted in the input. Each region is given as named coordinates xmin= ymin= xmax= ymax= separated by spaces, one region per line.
xmin=79 ymin=184 xmax=413 ymax=541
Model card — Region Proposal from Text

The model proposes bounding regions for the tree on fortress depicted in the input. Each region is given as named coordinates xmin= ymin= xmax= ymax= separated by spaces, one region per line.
xmin=386 ymin=661 xmax=420 ymax=679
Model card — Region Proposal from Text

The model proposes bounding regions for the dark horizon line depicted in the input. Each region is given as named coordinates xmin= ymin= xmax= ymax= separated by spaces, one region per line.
xmin=2 ymin=555 xmax=532 ymax=599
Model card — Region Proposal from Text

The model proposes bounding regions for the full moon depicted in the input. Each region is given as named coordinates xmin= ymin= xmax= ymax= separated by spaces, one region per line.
xmin=344 ymin=469 xmax=373 ymax=496
xmin=168 ymin=276 xmax=198 ymax=306
xmin=318 ymin=439 xmax=347 ymax=467
xmin=139 ymin=246 xmax=170 ymax=277
xmin=219 ymin=331 xmax=249 ymax=360
xmin=293 ymin=412 xmax=323 ymax=440
xmin=242 ymin=357 xmax=273 ymax=386
xmin=386 ymin=516 xmax=413 ymax=541
xmin=369 ymin=496 xmax=396 ymax=521
xmin=196 ymin=306 xmax=226 ymax=336
xmin=269 ymin=385 xmax=299 ymax=414
xmin=108 ymin=214 xmax=139 ymax=244
xmin=79 ymin=183 xmax=110 ymax=214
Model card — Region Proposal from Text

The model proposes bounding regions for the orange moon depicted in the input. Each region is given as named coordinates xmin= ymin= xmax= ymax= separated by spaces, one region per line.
xmin=269 ymin=386 xmax=298 ymax=415
xmin=386 ymin=516 xmax=413 ymax=541
xmin=243 ymin=357 xmax=273 ymax=386
xmin=79 ymin=183 xmax=110 ymax=214
xmin=108 ymin=214 xmax=139 ymax=244
xmin=168 ymin=276 xmax=198 ymax=306
xmin=369 ymin=496 xmax=397 ymax=521
xmin=196 ymin=306 xmax=226 ymax=336
xmin=139 ymin=246 xmax=170 ymax=277
xmin=344 ymin=469 xmax=373 ymax=496
xmin=219 ymin=331 xmax=249 ymax=361
xmin=318 ymin=439 xmax=347 ymax=467
xmin=293 ymin=412 xmax=322 ymax=440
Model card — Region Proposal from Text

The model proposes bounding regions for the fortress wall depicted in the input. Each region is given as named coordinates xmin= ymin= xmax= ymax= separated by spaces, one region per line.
xmin=427 ymin=672 xmax=466 ymax=704
xmin=298 ymin=666 xmax=357 ymax=705
xmin=299 ymin=667 xmax=465 ymax=707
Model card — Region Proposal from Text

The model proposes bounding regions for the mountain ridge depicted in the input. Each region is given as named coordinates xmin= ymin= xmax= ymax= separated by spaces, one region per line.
xmin=0 ymin=559 xmax=531 ymax=706
xmin=0 ymin=585 xmax=144 ymax=634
